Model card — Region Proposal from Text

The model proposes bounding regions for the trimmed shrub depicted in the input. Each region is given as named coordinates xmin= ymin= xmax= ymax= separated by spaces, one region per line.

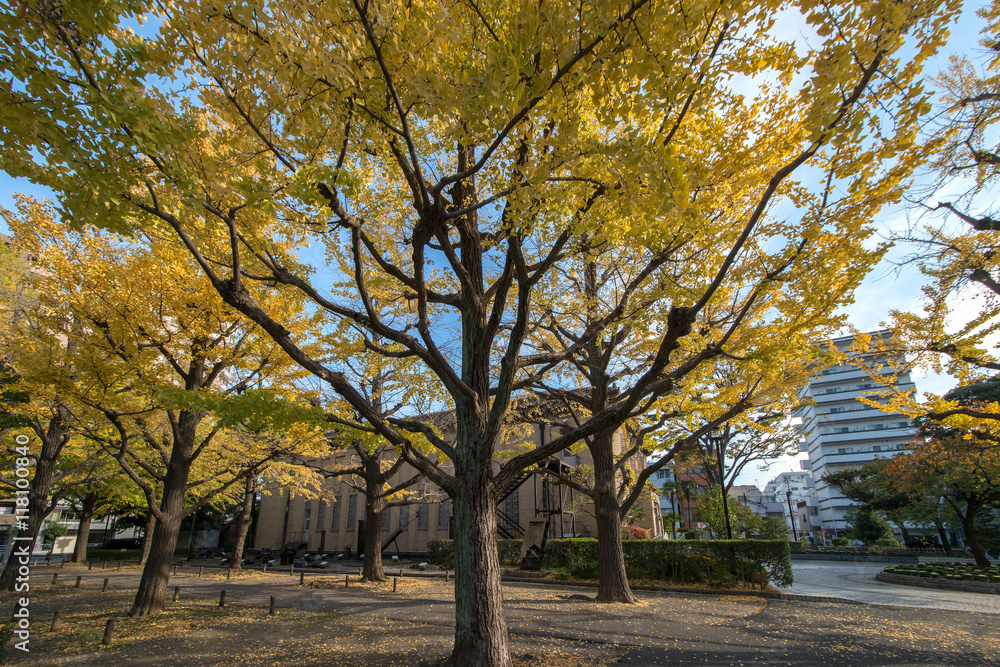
xmin=498 ymin=539 xmax=521 ymax=567
xmin=427 ymin=538 xmax=793 ymax=588
xmin=427 ymin=540 xmax=454 ymax=564
xmin=86 ymin=548 xmax=142 ymax=560
xmin=427 ymin=539 xmax=521 ymax=567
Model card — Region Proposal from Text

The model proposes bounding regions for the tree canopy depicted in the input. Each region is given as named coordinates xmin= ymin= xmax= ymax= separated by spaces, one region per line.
xmin=0 ymin=1 xmax=962 ymax=664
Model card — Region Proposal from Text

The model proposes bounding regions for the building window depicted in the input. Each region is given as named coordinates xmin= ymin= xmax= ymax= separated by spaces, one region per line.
xmin=303 ymin=500 xmax=312 ymax=538
xmin=438 ymin=501 xmax=450 ymax=530
xmin=347 ymin=495 xmax=357 ymax=532
xmin=381 ymin=507 xmax=391 ymax=531
xmin=502 ymin=486 xmax=520 ymax=534
xmin=417 ymin=503 xmax=429 ymax=530
xmin=837 ymin=448 xmax=853 ymax=454
xmin=316 ymin=500 xmax=326 ymax=532
xmin=399 ymin=505 xmax=409 ymax=530
xmin=331 ymin=496 xmax=341 ymax=531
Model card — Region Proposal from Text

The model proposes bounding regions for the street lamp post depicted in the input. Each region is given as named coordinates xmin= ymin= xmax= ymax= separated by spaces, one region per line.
xmin=709 ymin=428 xmax=733 ymax=540
xmin=785 ymin=490 xmax=799 ymax=541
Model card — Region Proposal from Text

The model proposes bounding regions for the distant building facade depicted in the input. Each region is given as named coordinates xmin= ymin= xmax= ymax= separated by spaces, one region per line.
xmin=256 ymin=421 xmax=662 ymax=555
xmin=762 ymin=471 xmax=813 ymax=538
xmin=795 ymin=331 xmax=917 ymax=538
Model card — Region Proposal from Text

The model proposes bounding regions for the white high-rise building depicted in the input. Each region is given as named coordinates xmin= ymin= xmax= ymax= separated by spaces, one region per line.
xmin=796 ymin=331 xmax=917 ymax=537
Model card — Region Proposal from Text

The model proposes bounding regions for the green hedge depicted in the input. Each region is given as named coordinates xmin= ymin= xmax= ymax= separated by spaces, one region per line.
xmin=427 ymin=539 xmax=521 ymax=567
xmin=427 ymin=538 xmax=792 ymax=588
xmin=86 ymin=548 xmax=143 ymax=560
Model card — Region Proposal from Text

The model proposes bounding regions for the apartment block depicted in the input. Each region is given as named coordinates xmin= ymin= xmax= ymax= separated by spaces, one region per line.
xmin=795 ymin=331 xmax=917 ymax=537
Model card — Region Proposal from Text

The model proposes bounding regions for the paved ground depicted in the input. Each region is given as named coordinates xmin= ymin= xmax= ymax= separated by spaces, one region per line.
xmin=783 ymin=562 xmax=1000 ymax=615
xmin=4 ymin=563 xmax=1000 ymax=666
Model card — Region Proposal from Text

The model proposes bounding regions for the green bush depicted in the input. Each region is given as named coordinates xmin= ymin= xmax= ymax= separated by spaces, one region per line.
xmin=427 ymin=540 xmax=454 ymax=564
xmin=831 ymin=537 xmax=850 ymax=546
xmin=759 ymin=516 xmax=791 ymax=541
xmin=427 ymin=538 xmax=793 ymax=588
xmin=427 ymin=539 xmax=520 ymax=567
xmin=86 ymin=548 xmax=143 ymax=561
xmin=497 ymin=539 xmax=521 ymax=566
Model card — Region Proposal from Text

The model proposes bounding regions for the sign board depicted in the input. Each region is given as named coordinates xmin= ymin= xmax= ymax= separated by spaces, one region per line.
xmin=518 ymin=518 xmax=549 ymax=570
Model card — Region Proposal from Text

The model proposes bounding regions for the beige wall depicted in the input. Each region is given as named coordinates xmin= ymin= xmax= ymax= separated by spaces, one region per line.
xmin=255 ymin=422 xmax=662 ymax=553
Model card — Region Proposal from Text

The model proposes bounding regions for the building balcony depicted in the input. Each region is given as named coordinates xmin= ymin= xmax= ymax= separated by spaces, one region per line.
xmin=814 ymin=426 xmax=914 ymax=443
xmin=808 ymin=385 xmax=915 ymax=405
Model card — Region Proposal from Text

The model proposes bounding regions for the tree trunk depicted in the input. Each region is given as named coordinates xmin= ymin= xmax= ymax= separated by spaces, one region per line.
xmin=1 ymin=417 xmax=67 ymax=590
xmin=362 ymin=455 xmax=386 ymax=581
xmin=129 ymin=411 xmax=198 ymax=616
xmin=934 ymin=519 xmax=954 ymax=557
xmin=960 ymin=504 xmax=990 ymax=568
xmin=447 ymin=458 xmax=510 ymax=667
xmin=140 ymin=512 xmax=156 ymax=565
xmin=591 ymin=429 xmax=636 ymax=603
xmin=230 ymin=473 xmax=256 ymax=571
xmin=130 ymin=511 xmax=183 ymax=616
xmin=362 ymin=499 xmax=386 ymax=581
xmin=0 ymin=509 xmax=47 ymax=590
xmin=71 ymin=495 xmax=96 ymax=564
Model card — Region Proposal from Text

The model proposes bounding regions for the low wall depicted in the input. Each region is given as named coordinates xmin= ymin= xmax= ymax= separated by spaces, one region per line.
xmin=791 ymin=553 xmax=918 ymax=564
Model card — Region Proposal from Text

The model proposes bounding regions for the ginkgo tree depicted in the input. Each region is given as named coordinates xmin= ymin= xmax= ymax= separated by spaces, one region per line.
xmin=522 ymin=244 xmax=817 ymax=602
xmin=863 ymin=0 xmax=1000 ymax=435
xmin=0 ymin=217 xmax=114 ymax=591
xmin=3 ymin=197 xmax=324 ymax=616
xmin=0 ymin=0 xmax=961 ymax=664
